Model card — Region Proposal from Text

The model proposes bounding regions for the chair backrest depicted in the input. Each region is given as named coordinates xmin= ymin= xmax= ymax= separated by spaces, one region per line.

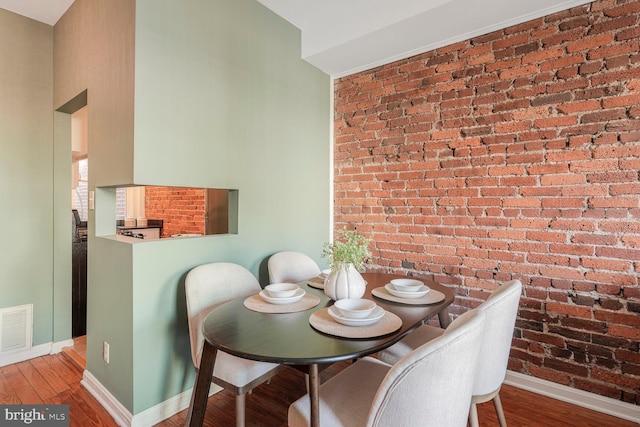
xmin=473 ymin=279 xmax=522 ymax=396
xmin=185 ymin=262 xmax=261 ymax=368
xmin=267 ymin=251 xmax=321 ymax=284
xmin=368 ymin=309 xmax=485 ymax=427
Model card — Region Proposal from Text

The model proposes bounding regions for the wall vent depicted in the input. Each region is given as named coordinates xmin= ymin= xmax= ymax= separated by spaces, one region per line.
xmin=0 ymin=304 xmax=33 ymax=354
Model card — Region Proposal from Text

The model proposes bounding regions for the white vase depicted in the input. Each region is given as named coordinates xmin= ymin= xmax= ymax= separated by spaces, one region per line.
xmin=324 ymin=263 xmax=367 ymax=301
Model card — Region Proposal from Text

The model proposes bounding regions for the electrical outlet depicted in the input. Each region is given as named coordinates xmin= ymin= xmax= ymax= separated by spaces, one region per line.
xmin=103 ymin=341 xmax=110 ymax=363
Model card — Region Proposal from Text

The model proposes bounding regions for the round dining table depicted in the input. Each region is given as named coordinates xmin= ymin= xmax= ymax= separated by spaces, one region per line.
xmin=185 ymin=272 xmax=454 ymax=427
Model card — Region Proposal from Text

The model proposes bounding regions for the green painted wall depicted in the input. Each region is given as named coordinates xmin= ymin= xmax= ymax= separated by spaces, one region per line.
xmin=129 ymin=0 xmax=330 ymax=412
xmin=54 ymin=0 xmax=136 ymax=188
xmin=54 ymin=0 xmax=137 ymax=410
xmin=89 ymin=231 xmax=135 ymax=409
xmin=54 ymin=0 xmax=329 ymax=415
xmin=0 ymin=10 xmax=55 ymax=346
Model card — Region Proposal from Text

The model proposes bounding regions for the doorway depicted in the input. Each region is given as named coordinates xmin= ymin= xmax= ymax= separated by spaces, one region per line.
xmin=71 ymin=106 xmax=88 ymax=339
xmin=55 ymin=90 xmax=89 ymax=367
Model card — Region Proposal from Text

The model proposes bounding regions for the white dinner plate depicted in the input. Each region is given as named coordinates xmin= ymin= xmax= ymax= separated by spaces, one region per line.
xmin=307 ymin=276 xmax=325 ymax=289
xmin=259 ymin=288 xmax=306 ymax=305
xmin=328 ymin=305 xmax=385 ymax=327
xmin=384 ymin=283 xmax=429 ymax=299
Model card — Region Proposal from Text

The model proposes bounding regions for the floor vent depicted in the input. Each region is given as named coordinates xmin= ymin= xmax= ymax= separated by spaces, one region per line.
xmin=0 ymin=304 xmax=33 ymax=354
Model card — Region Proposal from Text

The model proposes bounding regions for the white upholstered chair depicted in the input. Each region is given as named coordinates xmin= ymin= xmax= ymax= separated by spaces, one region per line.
xmin=267 ymin=251 xmax=322 ymax=390
xmin=268 ymin=251 xmax=321 ymax=284
xmin=185 ymin=262 xmax=284 ymax=427
xmin=288 ymin=309 xmax=486 ymax=427
xmin=378 ymin=279 xmax=523 ymax=427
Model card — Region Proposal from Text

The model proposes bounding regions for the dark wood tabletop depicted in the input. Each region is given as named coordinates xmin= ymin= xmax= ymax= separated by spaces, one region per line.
xmin=186 ymin=272 xmax=454 ymax=427
xmin=201 ymin=272 xmax=454 ymax=365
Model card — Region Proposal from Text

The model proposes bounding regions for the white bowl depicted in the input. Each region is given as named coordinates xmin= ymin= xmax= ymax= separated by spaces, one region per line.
xmin=385 ymin=283 xmax=429 ymax=299
xmin=328 ymin=305 xmax=385 ymax=326
xmin=265 ymin=283 xmax=300 ymax=298
xmin=333 ymin=298 xmax=377 ymax=319
xmin=390 ymin=278 xmax=424 ymax=292
xmin=259 ymin=288 xmax=305 ymax=305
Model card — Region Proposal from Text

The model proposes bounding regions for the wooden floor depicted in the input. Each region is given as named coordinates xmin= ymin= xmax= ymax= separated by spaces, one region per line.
xmin=0 ymin=338 xmax=635 ymax=427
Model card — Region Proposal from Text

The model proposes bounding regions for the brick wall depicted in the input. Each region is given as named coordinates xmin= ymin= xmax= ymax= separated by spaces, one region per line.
xmin=145 ymin=186 xmax=205 ymax=237
xmin=334 ymin=0 xmax=639 ymax=404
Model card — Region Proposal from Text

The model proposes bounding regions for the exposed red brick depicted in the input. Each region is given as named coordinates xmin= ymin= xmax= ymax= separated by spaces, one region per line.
xmin=566 ymin=33 xmax=615 ymax=53
xmin=573 ymin=378 xmax=624 ymax=400
xmin=557 ymin=100 xmax=601 ymax=113
xmin=145 ymin=187 xmax=206 ymax=237
xmin=603 ymin=1 xmax=640 ymax=17
xmin=333 ymin=0 xmax=640 ymax=405
xmin=592 ymin=368 xmax=640 ymax=389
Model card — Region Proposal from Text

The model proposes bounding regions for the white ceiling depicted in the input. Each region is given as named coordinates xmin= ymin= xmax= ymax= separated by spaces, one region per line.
xmin=1 ymin=0 xmax=592 ymax=77
xmin=0 ymin=0 xmax=73 ymax=26
xmin=257 ymin=0 xmax=593 ymax=77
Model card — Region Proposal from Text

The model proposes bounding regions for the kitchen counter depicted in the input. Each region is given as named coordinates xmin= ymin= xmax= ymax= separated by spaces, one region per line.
xmin=116 ymin=219 xmax=163 ymax=241
xmin=116 ymin=219 xmax=163 ymax=230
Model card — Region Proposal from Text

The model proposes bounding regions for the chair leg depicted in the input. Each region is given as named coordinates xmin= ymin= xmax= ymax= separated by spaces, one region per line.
xmin=235 ymin=393 xmax=246 ymax=427
xmin=468 ymin=403 xmax=479 ymax=427
xmin=493 ymin=393 xmax=507 ymax=427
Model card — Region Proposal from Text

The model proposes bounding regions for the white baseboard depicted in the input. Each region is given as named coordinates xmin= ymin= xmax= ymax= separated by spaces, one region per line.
xmin=505 ymin=370 xmax=640 ymax=424
xmin=51 ymin=338 xmax=75 ymax=354
xmin=82 ymin=370 xmax=132 ymax=426
xmin=0 ymin=338 xmax=74 ymax=367
xmin=0 ymin=342 xmax=51 ymax=367
xmin=82 ymin=369 xmax=222 ymax=427
xmin=130 ymin=389 xmax=191 ymax=427
xmin=130 ymin=383 xmax=222 ymax=427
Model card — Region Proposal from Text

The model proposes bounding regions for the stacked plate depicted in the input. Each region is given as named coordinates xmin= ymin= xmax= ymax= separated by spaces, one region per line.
xmin=259 ymin=283 xmax=306 ymax=305
xmin=307 ymin=269 xmax=332 ymax=289
xmin=384 ymin=278 xmax=430 ymax=299
xmin=328 ymin=298 xmax=384 ymax=326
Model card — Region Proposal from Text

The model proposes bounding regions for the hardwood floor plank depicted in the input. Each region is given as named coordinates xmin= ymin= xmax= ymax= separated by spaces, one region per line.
xmin=65 ymin=384 xmax=118 ymax=427
xmin=30 ymin=356 xmax=71 ymax=395
xmin=16 ymin=359 xmax=58 ymax=402
xmin=61 ymin=337 xmax=86 ymax=371
xmin=1 ymin=363 xmax=44 ymax=404
xmin=0 ymin=368 xmax=21 ymax=404
xmin=489 ymin=385 xmax=636 ymax=427
xmin=50 ymin=353 xmax=84 ymax=387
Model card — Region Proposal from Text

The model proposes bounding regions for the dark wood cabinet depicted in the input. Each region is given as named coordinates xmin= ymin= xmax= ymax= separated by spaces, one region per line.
xmin=72 ymin=210 xmax=87 ymax=337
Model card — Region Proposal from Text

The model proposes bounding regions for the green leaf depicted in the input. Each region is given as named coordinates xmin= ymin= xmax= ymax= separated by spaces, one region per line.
xmin=321 ymin=228 xmax=371 ymax=271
